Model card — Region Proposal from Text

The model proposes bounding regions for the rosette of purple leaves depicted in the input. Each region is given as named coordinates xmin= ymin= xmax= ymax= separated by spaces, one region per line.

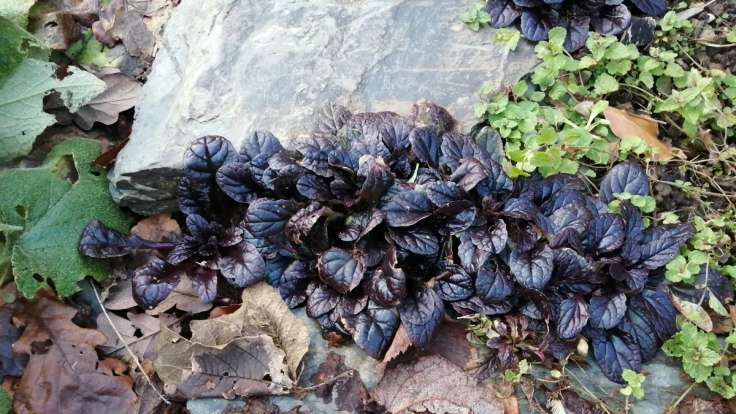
xmin=484 ymin=0 xmax=667 ymax=50
xmin=80 ymin=102 xmax=692 ymax=384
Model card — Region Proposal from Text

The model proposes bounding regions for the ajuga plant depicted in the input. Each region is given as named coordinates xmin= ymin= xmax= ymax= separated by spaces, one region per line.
xmin=80 ymin=102 xmax=692 ymax=383
xmin=483 ymin=0 xmax=667 ymax=50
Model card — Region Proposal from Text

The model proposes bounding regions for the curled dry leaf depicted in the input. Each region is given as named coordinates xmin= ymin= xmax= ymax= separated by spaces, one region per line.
xmin=603 ymin=107 xmax=678 ymax=161
xmin=308 ymin=352 xmax=378 ymax=413
xmin=74 ymin=73 xmax=143 ymax=130
xmin=372 ymin=355 xmax=504 ymax=414
xmin=154 ymin=282 xmax=309 ymax=399
xmin=12 ymin=297 xmax=137 ymax=414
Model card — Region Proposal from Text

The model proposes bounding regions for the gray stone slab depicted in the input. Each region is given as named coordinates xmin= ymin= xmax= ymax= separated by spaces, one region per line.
xmin=110 ymin=0 xmax=538 ymax=214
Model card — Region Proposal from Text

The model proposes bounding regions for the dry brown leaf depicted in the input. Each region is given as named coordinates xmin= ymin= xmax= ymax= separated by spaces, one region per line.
xmin=371 ymin=355 xmax=504 ymax=414
xmin=604 ymin=107 xmax=675 ymax=161
xmin=426 ymin=320 xmax=488 ymax=371
xmin=154 ymin=283 xmax=309 ymax=399
xmin=674 ymin=396 xmax=731 ymax=414
xmin=74 ymin=73 xmax=143 ymax=129
xmin=308 ymin=352 xmax=374 ymax=413
xmin=103 ymin=279 xmax=138 ymax=310
xmin=131 ymin=213 xmax=181 ymax=241
xmin=12 ymin=297 xmax=137 ymax=414
xmin=381 ymin=324 xmax=412 ymax=365
xmin=189 ymin=282 xmax=309 ymax=378
xmin=97 ymin=310 xmax=179 ymax=361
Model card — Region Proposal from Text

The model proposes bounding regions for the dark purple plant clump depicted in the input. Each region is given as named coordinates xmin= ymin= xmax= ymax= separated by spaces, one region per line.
xmin=484 ymin=0 xmax=667 ymax=50
xmin=80 ymin=101 xmax=692 ymax=383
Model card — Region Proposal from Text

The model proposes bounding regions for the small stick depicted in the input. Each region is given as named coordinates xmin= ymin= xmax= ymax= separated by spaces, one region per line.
xmin=92 ymin=284 xmax=171 ymax=405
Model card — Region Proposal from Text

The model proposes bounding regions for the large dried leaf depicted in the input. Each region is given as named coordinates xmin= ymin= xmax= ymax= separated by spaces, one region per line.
xmin=12 ymin=297 xmax=136 ymax=414
xmin=155 ymin=282 xmax=309 ymax=398
xmin=604 ymin=107 xmax=675 ymax=161
xmin=74 ymin=73 xmax=142 ymax=129
xmin=156 ymin=329 xmax=291 ymax=399
xmin=371 ymin=355 xmax=504 ymax=413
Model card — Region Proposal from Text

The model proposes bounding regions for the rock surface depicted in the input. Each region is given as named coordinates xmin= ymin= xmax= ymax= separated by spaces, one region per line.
xmin=110 ymin=0 xmax=538 ymax=214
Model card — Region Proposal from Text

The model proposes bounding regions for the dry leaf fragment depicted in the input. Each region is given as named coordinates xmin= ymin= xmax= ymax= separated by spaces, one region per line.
xmin=12 ymin=297 xmax=137 ymax=414
xmin=131 ymin=213 xmax=181 ymax=242
xmin=671 ymin=293 xmax=714 ymax=332
xmin=154 ymin=283 xmax=310 ymax=399
xmin=74 ymin=73 xmax=143 ymax=130
xmin=604 ymin=107 xmax=675 ymax=161
xmin=371 ymin=355 xmax=504 ymax=414
xmin=309 ymin=352 xmax=376 ymax=413
xmin=381 ymin=324 xmax=412 ymax=365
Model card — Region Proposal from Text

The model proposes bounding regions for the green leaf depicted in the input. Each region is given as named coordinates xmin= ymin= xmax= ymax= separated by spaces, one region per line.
xmin=0 ymin=139 xmax=133 ymax=297
xmin=727 ymin=29 xmax=736 ymax=44
xmin=0 ymin=388 xmax=9 ymax=414
xmin=0 ymin=16 xmax=47 ymax=84
xmin=0 ymin=59 xmax=105 ymax=163
xmin=493 ymin=28 xmax=521 ymax=51
xmin=594 ymin=73 xmax=620 ymax=96
xmin=548 ymin=27 xmax=566 ymax=50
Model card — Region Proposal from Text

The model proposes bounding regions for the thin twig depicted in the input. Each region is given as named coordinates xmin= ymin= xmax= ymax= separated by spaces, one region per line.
xmin=293 ymin=370 xmax=354 ymax=394
xmin=92 ymin=284 xmax=171 ymax=405
xmin=666 ymin=382 xmax=695 ymax=414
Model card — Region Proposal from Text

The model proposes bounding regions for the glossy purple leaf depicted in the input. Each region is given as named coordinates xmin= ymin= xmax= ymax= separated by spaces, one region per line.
xmin=318 ymin=248 xmax=366 ymax=294
xmin=285 ymin=203 xmax=329 ymax=244
xmin=592 ymin=334 xmax=642 ymax=383
xmin=637 ymin=223 xmax=694 ymax=269
xmin=245 ymin=198 xmax=299 ymax=238
xmin=592 ymin=4 xmax=631 ymax=35
xmin=599 ymin=162 xmax=649 ymax=204
xmin=279 ymin=260 xmax=312 ymax=308
xmin=132 ymin=257 xmax=181 ymax=309
xmin=382 ymin=190 xmax=434 ymax=227
xmin=409 ymin=126 xmax=442 ymax=170
xmin=338 ymin=209 xmax=384 ymax=242
xmin=177 ymin=177 xmax=211 ymax=216
xmin=589 ymin=293 xmax=627 ymax=329
xmin=399 ymin=287 xmax=444 ymax=347
xmin=184 ymin=135 xmax=238 ymax=182
xmin=521 ymin=8 xmax=559 ymax=41
xmin=216 ymin=162 xmax=258 ymax=203
xmin=344 ymin=302 xmax=399 ymax=359
xmin=451 ymin=297 xmax=512 ymax=316
xmin=476 ymin=264 xmax=513 ymax=302
xmin=425 ymin=181 xmax=464 ymax=207
xmin=629 ymin=0 xmax=666 ymax=16
xmin=509 ymin=245 xmax=554 ymax=290
xmin=306 ymin=283 xmax=340 ymax=318
xmin=190 ymin=265 xmax=218 ymax=303
xmin=79 ymin=221 xmax=166 ymax=258
xmin=218 ymin=242 xmax=265 ymax=288
xmin=386 ymin=228 xmax=439 ymax=256
xmin=435 ymin=265 xmax=474 ymax=302
xmin=557 ymin=296 xmax=589 ymax=339
xmin=484 ymin=0 xmax=522 ymax=27
xmin=584 ymin=213 xmax=625 ymax=253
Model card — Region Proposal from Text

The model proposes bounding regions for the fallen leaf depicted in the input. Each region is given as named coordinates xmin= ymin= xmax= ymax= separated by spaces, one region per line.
xmin=371 ymin=355 xmax=504 ymax=413
xmin=189 ymin=282 xmax=310 ymax=378
xmin=74 ymin=73 xmax=143 ymax=130
xmin=103 ymin=279 xmax=138 ymax=310
xmin=381 ymin=324 xmax=412 ymax=365
xmin=674 ymin=396 xmax=731 ymax=414
xmin=209 ymin=304 xmax=241 ymax=319
xmin=426 ymin=320 xmax=488 ymax=371
xmin=97 ymin=310 xmax=179 ymax=361
xmin=94 ymin=137 xmax=129 ymax=167
xmin=130 ymin=213 xmax=181 ymax=242
xmin=28 ymin=11 xmax=80 ymax=51
xmin=308 ymin=352 xmax=377 ymax=413
xmin=604 ymin=107 xmax=675 ymax=161
xmin=12 ymin=296 xmax=137 ymax=414
xmin=154 ymin=282 xmax=310 ymax=399
xmin=146 ymin=276 xmax=213 ymax=315
xmin=671 ymin=293 xmax=714 ymax=332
